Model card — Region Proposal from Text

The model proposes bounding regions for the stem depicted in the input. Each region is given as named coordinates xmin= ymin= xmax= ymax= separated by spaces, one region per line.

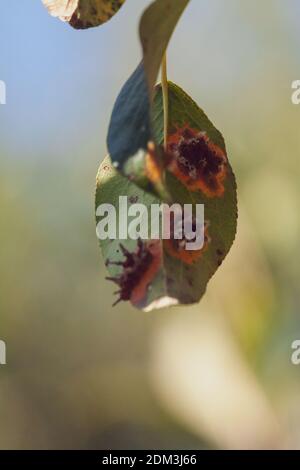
xmin=161 ymin=52 xmax=168 ymax=151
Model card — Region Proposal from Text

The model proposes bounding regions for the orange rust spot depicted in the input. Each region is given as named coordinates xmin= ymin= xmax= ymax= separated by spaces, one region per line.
xmin=130 ymin=240 xmax=162 ymax=305
xmin=167 ymin=125 xmax=227 ymax=197
xmin=145 ymin=141 xmax=162 ymax=184
xmin=164 ymin=223 xmax=210 ymax=265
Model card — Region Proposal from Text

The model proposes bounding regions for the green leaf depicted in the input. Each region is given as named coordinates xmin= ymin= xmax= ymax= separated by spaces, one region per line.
xmin=42 ymin=0 xmax=126 ymax=29
xmin=107 ymin=0 xmax=190 ymax=192
xmin=96 ymin=156 xmax=168 ymax=311
xmin=96 ymin=83 xmax=237 ymax=311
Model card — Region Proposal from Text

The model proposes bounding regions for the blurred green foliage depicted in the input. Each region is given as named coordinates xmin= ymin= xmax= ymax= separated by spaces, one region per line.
xmin=1 ymin=0 xmax=300 ymax=450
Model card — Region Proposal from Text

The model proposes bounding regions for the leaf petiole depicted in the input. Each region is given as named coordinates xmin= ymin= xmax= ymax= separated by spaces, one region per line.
xmin=161 ymin=51 xmax=169 ymax=151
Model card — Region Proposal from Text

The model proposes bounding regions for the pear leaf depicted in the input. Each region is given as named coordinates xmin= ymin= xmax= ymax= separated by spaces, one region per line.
xmin=96 ymin=83 xmax=237 ymax=311
xmin=107 ymin=0 xmax=190 ymax=194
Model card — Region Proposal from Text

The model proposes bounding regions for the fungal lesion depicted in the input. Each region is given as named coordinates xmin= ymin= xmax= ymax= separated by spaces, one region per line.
xmin=167 ymin=125 xmax=228 ymax=197
xmin=106 ymin=239 xmax=161 ymax=306
xmin=216 ymin=248 xmax=225 ymax=266
xmin=164 ymin=219 xmax=211 ymax=265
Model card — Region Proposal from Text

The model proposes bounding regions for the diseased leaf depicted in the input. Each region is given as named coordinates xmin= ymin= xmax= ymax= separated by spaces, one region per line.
xmin=96 ymin=157 xmax=168 ymax=311
xmin=107 ymin=0 xmax=190 ymax=192
xmin=42 ymin=0 xmax=126 ymax=29
xmin=154 ymin=82 xmax=237 ymax=304
xmin=96 ymin=83 xmax=237 ymax=311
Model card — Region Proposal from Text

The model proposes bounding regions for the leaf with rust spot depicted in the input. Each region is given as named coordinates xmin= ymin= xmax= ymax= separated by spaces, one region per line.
xmin=42 ymin=0 xmax=126 ymax=29
xmin=107 ymin=0 xmax=190 ymax=196
xmin=96 ymin=83 xmax=237 ymax=311
xmin=96 ymin=156 xmax=168 ymax=311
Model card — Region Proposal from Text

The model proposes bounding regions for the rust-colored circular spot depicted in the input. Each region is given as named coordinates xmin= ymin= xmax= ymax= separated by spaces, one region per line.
xmin=167 ymin=125 xmax=227 ymax=197
xmin=164 ymin=221 xmax=210 ymax=265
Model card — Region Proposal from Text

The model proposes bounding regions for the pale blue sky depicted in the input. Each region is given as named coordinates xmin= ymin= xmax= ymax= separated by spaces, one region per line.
xmin=0 ymin=0 xmax=300 ymax=165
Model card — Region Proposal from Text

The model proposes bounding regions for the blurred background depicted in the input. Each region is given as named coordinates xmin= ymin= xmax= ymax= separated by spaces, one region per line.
xmin=0 ymin=0 xmax=300 ymax=450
